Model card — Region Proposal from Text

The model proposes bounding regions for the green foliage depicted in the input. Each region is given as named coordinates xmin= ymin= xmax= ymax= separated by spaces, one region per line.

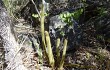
xmin=59 ymin=8 xmax=83 ymax=26
xmin=59 ymin=9 xmax=83 ymax=37
xmin=72 ymin=8 xmax=84 ymax=20
xmin=98 ymin=7 xmax=108 ymax=16
xmin=32 ymin=14 xmax=39 ymax=18
xmin=60 ymin=31 xmax=65 ymax=36
xmin=96 ymin=35 xmax=104 ymax=40
xmin=32 ymin=13 xmax=48 ymax=18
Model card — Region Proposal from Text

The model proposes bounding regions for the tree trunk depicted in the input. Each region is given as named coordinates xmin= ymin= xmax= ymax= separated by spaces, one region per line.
xmin=0 ymin=1 xmax=28 ymax=70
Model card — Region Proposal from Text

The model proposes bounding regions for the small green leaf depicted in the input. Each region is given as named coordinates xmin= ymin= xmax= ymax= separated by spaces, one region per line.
xmin=63 ymin=14 xmax=67 ymax=18
xmin=66 ymin=12 xmax=70 ymax=17
xmin=62 ymin=17 xmax=66 ymax=21
xmin=60 ymin=14 xmax=63 ymax=18
xmin=71 ymin=13 xmax=74 ymax=16
xmin=81 ymin=9 xmax=84 ymax=13
xmin=44 ymin=13 xmax=48 ymax=16
xmin=60 ymin=31 xmax=65 ymax=36
xmin=32 ymin=14 xmax=39 ymax=18
xmin=67 ymin=18 xmax=70 ymax=22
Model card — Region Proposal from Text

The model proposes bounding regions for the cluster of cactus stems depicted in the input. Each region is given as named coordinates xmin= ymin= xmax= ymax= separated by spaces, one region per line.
xmin=40 ymin=0 xmax=68 ymax=69
xmin=39 ymin=0 xmax=97 ymax=69
xmin=44 ymin=30 xmax=68 ymax=69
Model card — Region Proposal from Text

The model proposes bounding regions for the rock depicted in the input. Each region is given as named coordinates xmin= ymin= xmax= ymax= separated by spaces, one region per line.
xmin=49 ymin=14 xmax=79 ymax=51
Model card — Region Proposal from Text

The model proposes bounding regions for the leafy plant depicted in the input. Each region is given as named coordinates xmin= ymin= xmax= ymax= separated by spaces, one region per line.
xmin=59 ymin=9 xmax=83 ymax=37
xmin=98 ymin=7 xmax=108 ymax=16
xmin=59 ymin=8 xmax=83 ymax=26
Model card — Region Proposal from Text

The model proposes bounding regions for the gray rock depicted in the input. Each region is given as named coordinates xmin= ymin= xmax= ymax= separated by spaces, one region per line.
xmin=49 ymin=13 xmax=78 ymax=51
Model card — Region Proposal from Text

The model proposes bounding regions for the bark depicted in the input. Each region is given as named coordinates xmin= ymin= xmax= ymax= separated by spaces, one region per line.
xmin=0 ymin=1 xmax=28 ymax=70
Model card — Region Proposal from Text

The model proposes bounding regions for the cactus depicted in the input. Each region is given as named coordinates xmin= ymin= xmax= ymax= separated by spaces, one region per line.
xmin=58 ymin=39 xmax=68 ymax=70
xmin=56 ymin=38 xmax=61 ymax=64
xmin=45 ymin=31 xmax=55 ymax=67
